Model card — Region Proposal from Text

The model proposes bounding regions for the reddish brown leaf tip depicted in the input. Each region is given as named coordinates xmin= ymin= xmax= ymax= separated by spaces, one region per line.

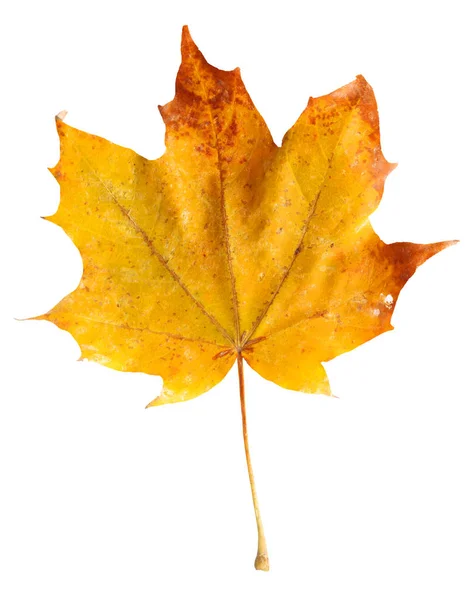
xmin=311 ymin=73 xmax=375 ymax=111
xmin=387 ymin=240 xmax=458 ymax=280
xmin=181 ymin=25 xmax=202 ymax=62
xmin=413 ymin=240 xmax=458 ymax=266
xmin=354 ymin=74 xmax=371 ymax=97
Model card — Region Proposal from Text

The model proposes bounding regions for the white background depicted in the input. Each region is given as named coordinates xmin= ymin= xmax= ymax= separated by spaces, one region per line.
xmin=1 ymin=1 xmax=472 ymax=598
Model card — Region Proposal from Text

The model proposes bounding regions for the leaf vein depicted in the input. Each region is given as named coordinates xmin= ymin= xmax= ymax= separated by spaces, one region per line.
xmin=193 ymin=61 xmax=241 ymax=345
xmin=72 ymin=314 xmax=229 ymax=347
xmin=243 ymin=98 xmax=362 ymax=344
xmin=67 ymin=136 xmax=234 ymax=346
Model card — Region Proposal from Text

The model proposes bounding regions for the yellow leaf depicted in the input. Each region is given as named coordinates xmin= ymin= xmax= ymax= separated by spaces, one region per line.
xmin=35 ymin=26 xmax=456 ymax=570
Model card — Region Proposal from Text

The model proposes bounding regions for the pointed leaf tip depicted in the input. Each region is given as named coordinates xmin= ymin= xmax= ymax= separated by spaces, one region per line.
xmin=422 ymin=239 xmax=459 ymax=261
xmin=145 ymin=397 xmax=160 ymax=408
xmin=181 ymin=24 xmax=199 ymax=56
xmin=55 ymin=110 xmax=67 ymax=122
xmin=389 ymin=239 xmax=458 ymax=273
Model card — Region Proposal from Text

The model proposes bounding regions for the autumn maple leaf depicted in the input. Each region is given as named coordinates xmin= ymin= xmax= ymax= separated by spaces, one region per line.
xmin=34 ymin=26 xmax=456 ymax=570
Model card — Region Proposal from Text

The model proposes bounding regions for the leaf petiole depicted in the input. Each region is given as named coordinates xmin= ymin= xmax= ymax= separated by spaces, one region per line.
xmin=237 ymin=352 xmax=269 ymax=571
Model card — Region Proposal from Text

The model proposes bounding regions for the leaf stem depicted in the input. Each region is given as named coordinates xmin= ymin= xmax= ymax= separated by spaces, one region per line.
xmin=237 ymin=352 xmax=269 ymax=571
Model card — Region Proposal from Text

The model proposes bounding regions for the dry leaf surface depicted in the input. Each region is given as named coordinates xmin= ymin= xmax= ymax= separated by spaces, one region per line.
xmin=35 ymin=27 xmax=456 ymax=570
xmin=40 ymin=27 xmax=453 ymax=404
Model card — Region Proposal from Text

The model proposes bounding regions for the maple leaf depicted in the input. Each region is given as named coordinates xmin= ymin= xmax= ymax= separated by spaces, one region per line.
xmin=34 ymin=26 xmax=456 ymax=571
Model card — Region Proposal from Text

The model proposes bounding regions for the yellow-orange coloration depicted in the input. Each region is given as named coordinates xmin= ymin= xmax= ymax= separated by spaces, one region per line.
xmin=37 ymin=26 xmax=456 ymax=571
